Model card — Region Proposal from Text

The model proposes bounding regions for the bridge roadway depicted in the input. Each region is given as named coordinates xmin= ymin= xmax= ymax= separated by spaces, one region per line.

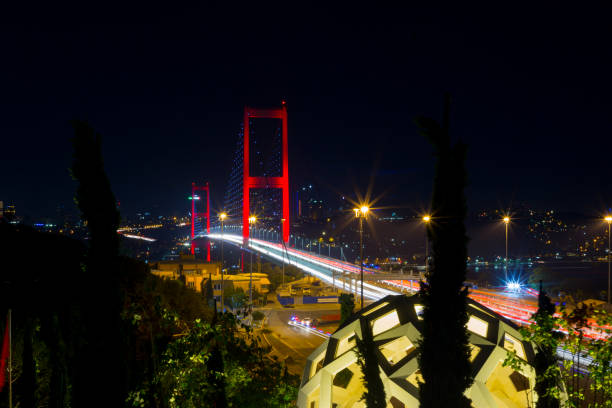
xmin=207 ymin=233 xmax=399 ymax=300
xmin=205 ymin=233 xmax=611 ymax=369
xmin=206 ymin=234 xmax=541 ymax=322
xmin=205 ymin=233 xmax=610 ymax=341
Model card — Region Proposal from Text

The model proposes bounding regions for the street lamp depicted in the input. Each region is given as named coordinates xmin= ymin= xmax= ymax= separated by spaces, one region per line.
xmin=219 ymin=212 xmax=227 ymax=310
xmin=503 ymin=216 xmax=510 ymax=281
xmin=248 ymin=215 xmax=257 ymax=307
xmin=605 ymin=215 xmax=612 ymax=304
xmin=354 ymin=206 xmax=369 ymax=310
xmin=281 ymin=218 xmax=286 ymax=286
xmin=423 ymin=215 xmax=431 ymax=276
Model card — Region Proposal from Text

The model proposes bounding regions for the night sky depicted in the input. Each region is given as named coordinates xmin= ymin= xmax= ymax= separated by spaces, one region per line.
xmin=2 ymin=3 xmax=612 ymax=220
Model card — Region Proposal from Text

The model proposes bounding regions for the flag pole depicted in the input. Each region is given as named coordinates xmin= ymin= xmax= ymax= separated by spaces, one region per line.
xmin=8 ymin=309 xmax=11 ymax=408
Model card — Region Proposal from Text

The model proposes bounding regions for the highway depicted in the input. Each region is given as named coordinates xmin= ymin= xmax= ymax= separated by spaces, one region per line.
xmin=206 ymin=233 xmax=610 ymax=341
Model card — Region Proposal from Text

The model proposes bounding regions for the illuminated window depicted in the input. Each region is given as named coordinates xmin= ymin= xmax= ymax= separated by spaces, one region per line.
xmin=389 ymin=397 xmax=405 ymax=408
xmin=414 ymin=304 xmax=425 ymax=320
xmin=467 ymin=315 xmax=488 ymax=337
xmin=363 ymin=302 xmax=389 ymax=316
xmin=406 ymin=369 xmax=423 ymax=387
xmin=336 ymin=333 xmax=356 ymax=357
xmin=332 ymin=367 xmax=354 ymax=389
xmin=469 ymin=344 xmax=481 ymax=362
xmin=503 ymin=333 xmax=526 ymax=360
xmin=309 ymin=351 xmax=326 ymax=379
xmin=371 ymin=309 xmax=401 ymax=335
xmin=379 ymin=336 xmax=415 ymax=365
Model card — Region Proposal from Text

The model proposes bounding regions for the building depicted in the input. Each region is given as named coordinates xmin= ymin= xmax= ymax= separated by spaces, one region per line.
xmin=0 ymin=203 xmax=16 ymax=222
xmin=298 ymin=294 xmax=542 ymax=408
xmin=206 ymin=272 xmax=271 ymax=302
xmin=150 ymin=254 xmax=220 ymax=292
xmin=297 ymin=184 xmax=325 ymax=223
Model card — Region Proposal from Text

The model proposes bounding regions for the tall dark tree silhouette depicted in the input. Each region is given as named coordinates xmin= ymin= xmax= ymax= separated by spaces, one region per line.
xmin=355 ymin=316 xmax=386 ymax=408
xmin=70 ymin=120 xmax=126 ymax=407
xmin=339 ymin=293 xmax=355 ymax=326
xmin=533 ymin=281 xmax=561 ymax=408
xmin=416 ymin=97 xmax=473 ymax=408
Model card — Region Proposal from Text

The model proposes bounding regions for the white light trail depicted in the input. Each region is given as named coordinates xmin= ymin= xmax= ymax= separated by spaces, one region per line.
xmin=121 ymin=234 xmax=156 ymax=242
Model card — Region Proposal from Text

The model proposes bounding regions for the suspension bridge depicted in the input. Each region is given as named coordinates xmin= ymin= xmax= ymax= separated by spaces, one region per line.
xmin=187 ymin=103 xmax=609 ymax=340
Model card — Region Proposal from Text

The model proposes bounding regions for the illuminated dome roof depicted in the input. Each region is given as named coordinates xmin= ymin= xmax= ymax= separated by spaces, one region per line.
xmin=298 ymin=294 xmax=538 ymax=408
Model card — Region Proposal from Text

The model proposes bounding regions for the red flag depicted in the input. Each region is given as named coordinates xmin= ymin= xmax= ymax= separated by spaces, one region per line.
xmin=0 ymin=317 xmax=9 ymax=392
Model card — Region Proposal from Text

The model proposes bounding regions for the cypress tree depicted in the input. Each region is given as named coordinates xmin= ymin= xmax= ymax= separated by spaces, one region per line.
xmin=416 ymin=97 xmax=473 ymax=408
xmin=339 ymin=293 xmax=355 ymax=325
xmin=355 ymin=316 xmax=386 ymax=408
xmin=533 ymin=281 xmax=560 ymax=408
xmin=70 ymin=120 xmax=126 ymax=407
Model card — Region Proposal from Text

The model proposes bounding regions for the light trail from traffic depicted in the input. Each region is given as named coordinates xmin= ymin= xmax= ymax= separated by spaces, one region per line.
xmin=206 ymin=233 xmax=610 ymax=340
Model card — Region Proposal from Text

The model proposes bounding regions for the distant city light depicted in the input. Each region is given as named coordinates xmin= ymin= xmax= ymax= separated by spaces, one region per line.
xmin=423 ymin=215 xmax=431 ymax=223
xmin=188 ymin=195 xmax=201 ymax=200
xmin=503 ymin=216 xmax=510 ymax=224
xmin=605 ymin=215 xmax=612 ymax=223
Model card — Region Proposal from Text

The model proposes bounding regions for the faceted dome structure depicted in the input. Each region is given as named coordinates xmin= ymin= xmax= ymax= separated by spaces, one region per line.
xmin=298 ymin=294 xmax=537 ymax=408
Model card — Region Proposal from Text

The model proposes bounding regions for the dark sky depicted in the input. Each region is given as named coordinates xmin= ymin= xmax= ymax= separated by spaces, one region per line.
xmin=2 ymin=3 xmax=612 ymax=220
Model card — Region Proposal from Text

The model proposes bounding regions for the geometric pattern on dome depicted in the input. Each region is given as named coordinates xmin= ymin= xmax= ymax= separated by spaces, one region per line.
xmin=298 ymin=294 xmax=539 ymax=408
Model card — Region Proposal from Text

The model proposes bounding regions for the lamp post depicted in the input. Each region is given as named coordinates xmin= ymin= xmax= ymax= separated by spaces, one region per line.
xmin=248 ymin=215 xmax=257 ymax=308
xmin=281 ymin=218 xmax=286 ymax=286
xmin=219 ymin=212 xmax=227 ymax=310
xmin=503 ymin=216 xmax=510 ymax=281
xmin=423 ymin=215 xmax=431 ymax=276
xmin=606 ymin=215 xmax=612 ymax=304
xmin=354 ymin=206 xmax=369 ymax=310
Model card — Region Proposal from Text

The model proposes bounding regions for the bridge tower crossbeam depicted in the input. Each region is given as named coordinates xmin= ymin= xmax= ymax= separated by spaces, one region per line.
xmin=242 ymin=103 xmax=290 ymax=244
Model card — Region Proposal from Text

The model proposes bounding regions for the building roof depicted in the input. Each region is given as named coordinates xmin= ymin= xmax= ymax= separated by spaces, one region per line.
xmin=298 ymin=294 xmax=540 ymax=408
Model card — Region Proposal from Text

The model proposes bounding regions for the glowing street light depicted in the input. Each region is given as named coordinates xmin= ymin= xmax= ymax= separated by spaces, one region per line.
xmin=354 ymin=205 xmax=369 ymax=310
xmin=503 ymin=216 xmax=510 ymax=281
xmin=606 ymin=215 xmax=612 ymax=304
xmin=219 ymin=212 xmax=227 ymax=310
xmin=423 ymin=215 xmax=431 ymax=276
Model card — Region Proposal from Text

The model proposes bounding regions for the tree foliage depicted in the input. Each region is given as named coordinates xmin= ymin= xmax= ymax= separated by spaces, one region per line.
xmin=355 ymin=317 xmax=386 ymax=408
xmin=258 ymin=262 xmax=304 ymax=291
xmin=127 ymin=313 xmax=299 ymax=408
xmin=504 ymin=291 xmax=612 ymax=408
xmin=557 ymin=301 xmax=612 ymax=408
xmin=339 ymin=293 xmax=355 ymax=326
xmin=0 ymin=122 xmax=299 ymax=408
xmin=532 ymin=284 xmax=562 ymax=408
xmin=70 ymin=120 xmax=128 ymax=407
xmin=416 ymin=97 xmax=473 ymax=408
xmin=503 ymin=283 xmax=562 ymax=407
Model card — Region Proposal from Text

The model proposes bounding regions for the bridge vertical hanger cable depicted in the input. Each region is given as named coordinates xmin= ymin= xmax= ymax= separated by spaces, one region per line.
xmin=191 ymin=182 xmax=211 ymax=261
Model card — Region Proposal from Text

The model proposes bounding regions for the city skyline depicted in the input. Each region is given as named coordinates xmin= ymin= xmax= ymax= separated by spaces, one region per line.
xmin=2 ymin=4 xmax=612 ymax=219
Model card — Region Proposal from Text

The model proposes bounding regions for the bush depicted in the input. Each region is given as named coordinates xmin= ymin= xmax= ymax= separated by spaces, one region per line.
xmin=252 ymin=310 xmax=265 ymax=321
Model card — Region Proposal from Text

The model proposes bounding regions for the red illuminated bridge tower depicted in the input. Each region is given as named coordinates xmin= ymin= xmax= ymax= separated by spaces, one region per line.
xmin=242 ymin=103 xmax=290 ymax=244
xmin=191 ymin=181 xmax=211 ymax=261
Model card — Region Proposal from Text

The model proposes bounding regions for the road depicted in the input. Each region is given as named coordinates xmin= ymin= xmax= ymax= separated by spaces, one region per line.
xmin=208 ymin=233 xmax=611 ymax=340
xmin=258 ymin=305 xmax=338 ymax=375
